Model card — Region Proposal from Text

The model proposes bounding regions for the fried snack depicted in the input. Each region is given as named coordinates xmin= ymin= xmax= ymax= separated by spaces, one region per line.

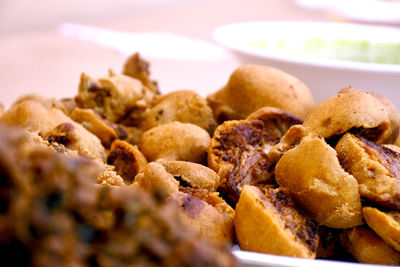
xmin=96 ymin=164 xmax=125 ymax=186
xmin=75 ymin=70 xmax=156 ymax=124
xmin=122 ymin=52 xmax=159 ymax=94
xmin=10 ymin=94 xmax=74 ymax=115
xmin=235 ymin=185 xmax=319 ymax=258
xmin=335 ymin=133 xmax=400 ymax=210
xmin=340 ymin=227 xmax=400 ymax=265
xmin=0 ymin=125 xmax=236 ymax=267
xmin=141 ymin=90 xmax=217 ymax=134
xmin=208 ymin=108 xmax=302 ymax=204
xmin=268 ymin=125 xmax=314 ymax=164
xmin=369 ymin=92 xmax=400 ymax=144
xmin=133 ymin=162 xmax=180 ymax=196
xmin=171 ymin=189 xmax=235 ymax=245
xmin=140 ymin=121 xmax=210 ymax=163
xmin=70 ymin=107 xmax=127 ymax=148
xmin=303 ymin=87 xmax=390 ymax=143
xmin=207 ymin=64 xmax=313 ymax=123
xmin=246 ymin=106 xmax=304 ymax=136
xmin=157 ymin=159 xmax=220 ymax=191
xmin=133 ymin=162 xmax=235 ymax=244
xmin=275 ymin=134 xmax=363 ymax=228
xmin=107 ymin=140 xmax=147 ymax=184
xmin=0 ymin=100 xmax=106 ymax=161
xmin=363 ymin=207 xmax=400 ymax=251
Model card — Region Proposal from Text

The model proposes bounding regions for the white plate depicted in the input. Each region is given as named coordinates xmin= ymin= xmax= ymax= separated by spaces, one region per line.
xmin=232 ymin=246 xmax=391 ymax=267
xmin=213 ymin=21 xmax=400 ymax=108
xmin=294 ymin=0 xmax=400 ymax=24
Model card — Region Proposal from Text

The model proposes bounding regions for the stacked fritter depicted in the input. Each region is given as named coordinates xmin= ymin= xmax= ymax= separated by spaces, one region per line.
xmin=2 ymin=52 xmax=400 ymax=265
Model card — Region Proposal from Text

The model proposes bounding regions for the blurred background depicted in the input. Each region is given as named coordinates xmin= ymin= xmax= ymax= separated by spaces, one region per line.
xmin=0 ymin=0 xmax=399 ymax=106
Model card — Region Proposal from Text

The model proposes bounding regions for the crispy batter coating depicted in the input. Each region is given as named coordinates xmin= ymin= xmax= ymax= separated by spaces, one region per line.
xmin=0 ymin=100 xmax=106 ymax=161
xmin=363 ymin=207 xmax=400 ymax=252
xmin=141 ymin=90 xmax=217 ymax=135
xmin=275 ymin=134 xmax=363 ymax=228
xmin=133 ymin=162 xmax=235 ymax=244
xmin=122 ymin=52 xmax=159 ymax=94
xmin=303 ymin=87 xmax=390 ymax=143
xmin=75 ymin=70 xmax=156 ymax=124
xmin=235 ymin=186 xmax=319 ymax=258
xmin=133 ymin=162 xmax=180 ymax=196
xmin=0 ymin=124 xmax=237 ymax=267
xmin=11 ymin=94 xmax=74 ymax=115
xmin=368 ymin=91 xmax=400 ymax=144
xmin=340 ymin=227 xmax=400 ymax=265
xmin=95 ymin=165 xmax=125 ymax=186
xmin=207 ymin=65 xmax=313 ymax=123
xmin=171 ymin=189 xmax=235 ymax=245
xmin=246 ymin=107 xmax=303 ymax=136
xmin=140 ymin=121 xmax=210 ymax=163
xmin=268 ymin=125 xmax=313 ymax=164
xmin=70 ymin=107 xmax=122 ymax=148
xmin=107 ymin=140 xmax=147 ymax=184
xmin=335 ymin=133 xmax=400 ymax=210
xmin=209 ymin=108 xmax=303 ymax=204
xmin=157 ymin=159 xmax=220 ymax=192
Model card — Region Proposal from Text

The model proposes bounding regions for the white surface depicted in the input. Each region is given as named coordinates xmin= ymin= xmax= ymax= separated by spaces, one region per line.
xmin=213 ymin=21 xmax=400 ymax=107
xmin=60 ymin=23 xmax=230 ymax=62
xmin=294 ymin=0 xmax=400 ymax=24
xmin=233 ymin=248 xmax=392 ymax=267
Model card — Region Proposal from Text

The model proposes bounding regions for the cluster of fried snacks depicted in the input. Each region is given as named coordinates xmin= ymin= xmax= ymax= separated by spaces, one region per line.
xmin=4 ymin=52 xmax=400 ymax=265
xmin=132 ymin=160 xmax=235 ymax=244
xmin=0 ymin=124 xmax=237 ymax=267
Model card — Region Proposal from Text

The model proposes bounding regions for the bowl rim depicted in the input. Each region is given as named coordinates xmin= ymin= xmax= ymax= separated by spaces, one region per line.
xmin=212 ymin=20 xmax=400 ymax=73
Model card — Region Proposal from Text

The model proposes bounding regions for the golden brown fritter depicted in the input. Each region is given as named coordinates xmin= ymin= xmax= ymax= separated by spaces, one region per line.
xmin=157 ymin=159 xmax=220 ymax=192
xmin=132 ymin=162 xmax=235 ymax=245
xmin=132 ymin=161 xmax=180 ymax=196
xmin=141 ymin=90 xmax=217 ymax=135
xmin=246 ymin=106 xmax=304 ymax=136
xmin=335 ymin=133 xmax=400 ymax=210
xmin=140 ymin=121 xmax=210 ymax=163
xmin=235 ymin=185 xmax=319 ymax=258
xmin=96 ymin=165 xmax=125 ymax=186
xmin=207 ymin=64 xmax=313 ymax=123
xmin=369 ymin=92 xmax=400 ymax=144
xmin=122 ymin=52 xmax=159 ymax=94
xmin=275 ymin=134 xmax=363 ymax=228
xmin=75 ymin=70 xmax=156 ymax=125
xmin=107 ymin=140 xmax=148 ymax=184
xmin=303 ymin=87 xmax=390 ymax=143
xmin=340 ymin=227 xmax=400 ymax=265
xmin=0 ymin=100 xmax=106 ymax=162
xmin=171 ymin=189 xmax=235 ymax=245
xmin=267 ymin=125 xmax=314 ymax=164
xmin=208 ymin=108 xmax=302 ymax=204
xmin=0 ymin=124 xmax=237 ymax=267
xmin=70 ymin=108 xmax=120 ymax=148
xmin=363 ymin=207 xmax=400 ymax=252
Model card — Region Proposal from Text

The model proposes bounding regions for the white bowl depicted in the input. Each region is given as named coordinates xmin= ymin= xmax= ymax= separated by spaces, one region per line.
xmin=213 ymin=21 xmax=400 ymax=108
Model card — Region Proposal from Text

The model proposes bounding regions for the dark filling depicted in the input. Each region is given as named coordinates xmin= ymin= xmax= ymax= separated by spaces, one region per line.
xmin=262 ymin=188 xmax=319 ymax=252
xmin=214 ymin=120 xmax=278 ymax=204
